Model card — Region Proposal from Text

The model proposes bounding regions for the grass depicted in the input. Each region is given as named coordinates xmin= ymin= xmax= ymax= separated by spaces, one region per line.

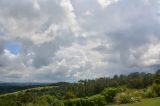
xmin=109 ymin=97 xmax=160 ymax=106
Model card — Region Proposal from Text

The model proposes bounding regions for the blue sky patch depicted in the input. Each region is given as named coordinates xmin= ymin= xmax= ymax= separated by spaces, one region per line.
xmin=4 ymin=41 xmax=21 ymax=54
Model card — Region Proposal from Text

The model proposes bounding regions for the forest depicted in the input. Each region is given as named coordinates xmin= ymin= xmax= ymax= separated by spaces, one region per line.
xmin=0 ymin=70 xmax=159 ymax=106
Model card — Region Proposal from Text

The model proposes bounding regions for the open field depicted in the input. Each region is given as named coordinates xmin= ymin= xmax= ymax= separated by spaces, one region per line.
xmin=0 ymin=86 xmax=57 ymax=97
xmin=109 ymin=97 xmax=160 ymax=106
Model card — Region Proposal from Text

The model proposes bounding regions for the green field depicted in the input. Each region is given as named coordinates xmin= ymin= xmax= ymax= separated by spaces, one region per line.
xmin=109 ymin=97 xmax=160 ymax=106
xmin=0 ymin=86 xmax=57 ymax=97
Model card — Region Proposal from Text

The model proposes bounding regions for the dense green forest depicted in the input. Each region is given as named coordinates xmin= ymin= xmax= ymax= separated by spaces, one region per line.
xmin=0 ymin=83 xmax=48 ymax=95
xmin=0 ymin=70 xmax=159 ymax=106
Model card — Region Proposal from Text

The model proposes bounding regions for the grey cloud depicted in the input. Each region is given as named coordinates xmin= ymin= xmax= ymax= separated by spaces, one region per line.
xmin=0 ymin=0 xmax=63 ymax=21
xmin=0 ymin=39 xmax=4 ymax=54
xmin=89 ymin=0 xmax=160 ymax=75
xmin=32 ymin=29 xmax=75 ymax=68
xmin=34 ymin=66 xmax=72 ymax=82
xmin=0 ymin=0 xmax=39 ymax=20
xmin=0 ymin=0 xmax=160 ymax=82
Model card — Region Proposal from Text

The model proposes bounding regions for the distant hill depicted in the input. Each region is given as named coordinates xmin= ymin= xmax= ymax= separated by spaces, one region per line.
xmin=0 ymin=82 xmax=48 ymax=86
xmin=0 ymin=82 xmax=51 ymax=95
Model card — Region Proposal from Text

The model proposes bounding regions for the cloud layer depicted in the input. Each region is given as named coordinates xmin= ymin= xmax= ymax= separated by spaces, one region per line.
xmin=0 ymin=0 xmax=160 ymax=82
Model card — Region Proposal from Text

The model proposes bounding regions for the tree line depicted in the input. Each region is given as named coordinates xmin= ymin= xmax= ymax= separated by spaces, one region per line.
xmin=55 ymin=70 xmax=160 ymax=97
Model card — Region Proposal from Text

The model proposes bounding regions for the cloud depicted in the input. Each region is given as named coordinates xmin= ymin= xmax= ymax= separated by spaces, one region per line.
xmin=0 ymin=0 xmax=160 ymax=82
xmin=0 ymin=39 xmax=4 ymax=54
xmin=98 ymin=0 xmax=119 ymax=8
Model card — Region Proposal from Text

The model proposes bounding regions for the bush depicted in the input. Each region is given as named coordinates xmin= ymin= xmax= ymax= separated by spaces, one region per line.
xmin=64 ymin=94 xmax=107 ymax=106
xmin=26 ymin=103 xmax=45 ymax=106
xmin=33 ymin=95 xmax=64 ymax=106
xmin=18 ymin=92 xmax=36 ymax=104
xmin=143 ymin=83 xmax=160 ymax=98
xmin=63 ymin=92 xmax=76 ymax=99
xmin=0 ymin=99 xmax=22 ymax=106
xmin=114 ymin=89 xmax=142 ymax=104
xmin=87 ymin=94 xmax=107 ymax=106
xmin=64 ymin=98 xmax=84 ymax=106
xmin=101 ymin=87 xmax=125 ymax=103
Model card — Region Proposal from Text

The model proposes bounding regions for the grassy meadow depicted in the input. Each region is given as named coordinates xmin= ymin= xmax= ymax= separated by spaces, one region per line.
xmin=110 ymin=97 xmax=160 ymax=106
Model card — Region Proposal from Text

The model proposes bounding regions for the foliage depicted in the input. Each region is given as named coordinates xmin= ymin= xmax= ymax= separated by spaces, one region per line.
xmin=58 ymin=70 xmax=160 ymax=97
xmin=32 ymin=95 xmax=64 ymax=106
xmin=110 ymin=97 xmax=160 ymax=106
xmin=101 ymin=87 xmax=125 ymax=103
xmin=63 ymin=92 xmax=76 ymax=99
xmin=64 ymin=94 xmax=107 ymax=106
xmin=143 ymin=83 xmax=160 ymax=98
xmin=114 ymin=89 xmax=142 ymax=104
xmin=0 ymin=93 xmax=64 ymax=106
xmin=0 ymin=70 xmax=160 ymax=106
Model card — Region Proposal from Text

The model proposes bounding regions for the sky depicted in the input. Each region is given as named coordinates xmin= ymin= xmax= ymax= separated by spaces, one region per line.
xmin=0 ymin=0 xmax=160 ymax=82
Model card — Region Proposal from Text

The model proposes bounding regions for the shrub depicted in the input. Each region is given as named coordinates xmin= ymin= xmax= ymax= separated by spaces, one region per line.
xmin=64 ymin=98 xmax=83 ymax=106
xmin=87 ymin=94 xmax=107 ymax=106
xmin=143 ymin=83 xmax=160 ymax=98
xmin=0 ymin=94 xmax=23 ymax=106
xmin=151 ymin=83 xmax=160 ymax=96
xmin=18 ymin=92 xmax=36 ymax=104
xmin=114 ymin=89 xmax=142 ymax=104
xmin=101 ymin=87 xmax=125 ymax=103
xmin=63 ymin=92 xmax=76 ymax=99
xmin=64 ymin=94 xmax=106 ymax=106
xmin=26 ymin=103 xmax=45 ymax=106
xmin=33 ymin=95 xmax=64 ymax=106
